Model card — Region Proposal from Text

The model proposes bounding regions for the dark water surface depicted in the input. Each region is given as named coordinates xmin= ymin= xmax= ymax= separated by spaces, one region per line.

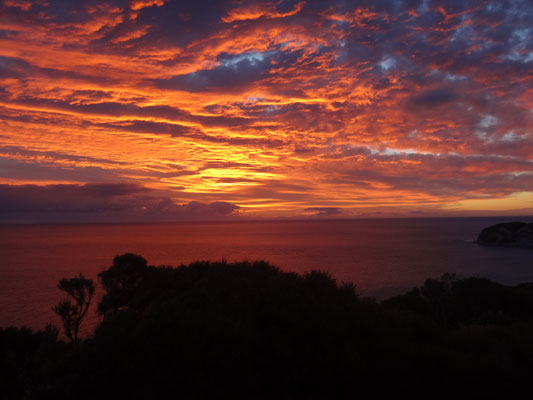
xmin=1 ymin=218 xmax=532 ymax=333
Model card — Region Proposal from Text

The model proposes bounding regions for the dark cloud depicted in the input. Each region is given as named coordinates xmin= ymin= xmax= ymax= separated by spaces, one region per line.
xmin=0 ymin=183 xmax=240 ymax=223
xmin=408 ymin=88 xmax=459 ymax=109
xmin=0 ymin=146 xmax=128 ymax=166
xmin=0 ymin=56 xmax=30 ymax=79
xmin=0 ymin=183 xmax=150 ymax=213
xmin=96 ymin=120 xmax=195 ymax=137
xmin=0 ymin=158 xmax=125 ymax=183
xmin=304 ymin=207 xmax=343 ymax=217
xmin=0 ymin=55 xmax=119 ymax=85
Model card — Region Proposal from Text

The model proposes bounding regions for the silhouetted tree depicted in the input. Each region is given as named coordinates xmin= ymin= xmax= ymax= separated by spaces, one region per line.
xmin=97 ymin=253 xmax=148 ymax=317
xmin=53 ymin=274 xmax=94 ymax=342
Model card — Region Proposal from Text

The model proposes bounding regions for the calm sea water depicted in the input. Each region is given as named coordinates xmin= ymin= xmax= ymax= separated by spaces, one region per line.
xmin=1 ymin=217 xmax=532 ymax=333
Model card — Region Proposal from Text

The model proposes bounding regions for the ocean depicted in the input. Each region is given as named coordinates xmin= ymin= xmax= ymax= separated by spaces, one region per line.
xmin=1 ymin=217 xmax=532 ymax=334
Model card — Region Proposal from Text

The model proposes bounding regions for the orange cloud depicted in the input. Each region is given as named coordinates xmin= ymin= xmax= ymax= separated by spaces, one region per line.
xmin=222 ymin=1 xmax=305 ymax=23
xmin=0 ymin=0 xmax=531 ymax=221
xmin=130 ymin=0 xmax=167 ymax=11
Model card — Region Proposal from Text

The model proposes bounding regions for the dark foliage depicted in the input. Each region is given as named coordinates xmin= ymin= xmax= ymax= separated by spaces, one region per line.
xmin=0 ymin=325 xmax=67 ymax=400
xmin=3 ymin=254 xmax=533 ymax=399
xmin=53 ymin=274 xmax=95 ymax=342
xmin=97 ymin=253 xmax=148 ymax=317
xmin=384 ymin=273 xmax=533 ymax=326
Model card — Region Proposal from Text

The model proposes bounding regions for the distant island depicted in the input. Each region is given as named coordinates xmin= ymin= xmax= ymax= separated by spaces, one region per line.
xmin=3 ymin=254 xmax=533 ymax=398
xmin=477 ymin=221 xmax=533 ymax=247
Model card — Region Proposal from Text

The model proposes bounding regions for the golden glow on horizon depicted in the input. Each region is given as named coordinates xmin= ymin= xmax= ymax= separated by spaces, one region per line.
xmin=451 ymin=192 xmax=533 ymax=212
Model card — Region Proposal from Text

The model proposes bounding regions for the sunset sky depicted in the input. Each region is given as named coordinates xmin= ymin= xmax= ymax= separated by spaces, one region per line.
xmin=1 ymin=0 xmax=532 ymax=222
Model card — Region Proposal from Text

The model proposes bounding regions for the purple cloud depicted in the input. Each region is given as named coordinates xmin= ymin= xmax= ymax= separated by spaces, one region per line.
xmin=0 ymin=183 xmax=240 ymax=223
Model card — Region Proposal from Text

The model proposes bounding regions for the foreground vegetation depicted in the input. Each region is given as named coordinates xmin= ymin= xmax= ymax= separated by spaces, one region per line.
xmin=3 ymin=254 xmax=533 ymax=399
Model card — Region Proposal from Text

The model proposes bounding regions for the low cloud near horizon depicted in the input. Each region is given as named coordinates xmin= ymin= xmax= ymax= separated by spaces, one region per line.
xmin=0 ymin=183 xmax=241 ymax=224
xmin=304 ymin=207 xmax=343 ymax=217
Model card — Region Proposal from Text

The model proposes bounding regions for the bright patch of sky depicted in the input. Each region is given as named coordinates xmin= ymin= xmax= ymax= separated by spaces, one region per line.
xmin=220 ymin=52 xmax=273 ymax=67
xmin=445 ymin=72 xmax=467 ymax=81
xmin=501 ymin=131 xmax=529 ymax=142
xmin=478 ymin=115 xmax=499 ymax=128
xmin=381 ymin=147 xmax=436 ymax=156
xmin=379 ymin=57 xmax=396 ymax=71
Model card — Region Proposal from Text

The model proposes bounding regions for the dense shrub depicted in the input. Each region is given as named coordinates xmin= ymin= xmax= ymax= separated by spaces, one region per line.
xmin=3 ymin=254 xmax=533 ymax=399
